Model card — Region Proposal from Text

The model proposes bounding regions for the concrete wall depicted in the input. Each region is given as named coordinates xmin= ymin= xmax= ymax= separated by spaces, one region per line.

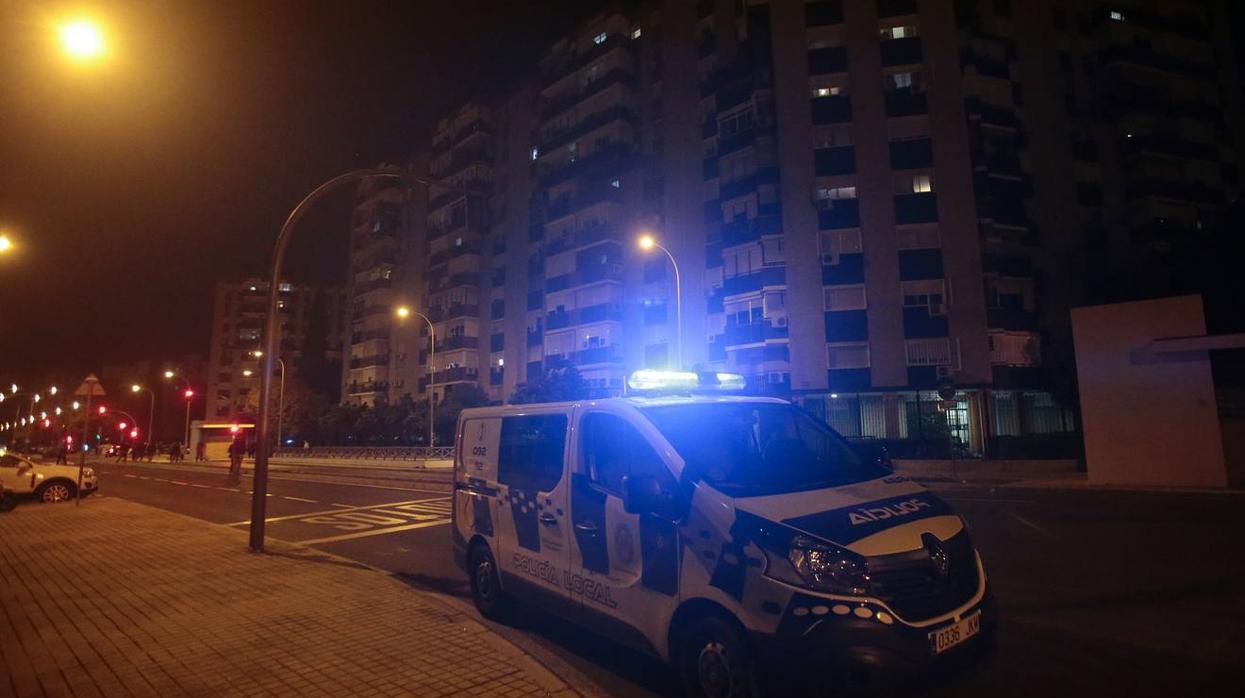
xmin=1072 ymin=295 xmax=1227 ymax=487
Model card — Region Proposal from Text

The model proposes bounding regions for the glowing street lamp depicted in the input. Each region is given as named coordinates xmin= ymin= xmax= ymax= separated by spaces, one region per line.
xmin=0 ymin=234 xmax=13 ymax=255
xmin=637 ymin=233 xmax=683 ymax=369
xmin=395 ymin=305 xmax=435 ymax=450
xmin=132 ymin=384 xmax=155 ymax=448
xmin=163 ymin=370 xmax=175 ymax=379
xmin=58 ymin=18 xmax=106 ymax=62
xmin=242 ymin=369 xmax=253 ymax=377
xmin=72 ymin=401 xmax=80 ymax=410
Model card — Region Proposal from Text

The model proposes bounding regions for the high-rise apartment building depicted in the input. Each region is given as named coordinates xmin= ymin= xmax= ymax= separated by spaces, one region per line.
xmin=346 ymin=0 xmax=1241 ymax=455
xmin=207 ymin=279 xmax=315 ymax=419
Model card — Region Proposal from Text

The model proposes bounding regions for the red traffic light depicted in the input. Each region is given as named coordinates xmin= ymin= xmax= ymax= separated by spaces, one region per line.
xmin=118 ymin=421 xmax=128 ymax=430
xmin=41 ymin=419 xmax=51 ymax=428
xmin=98 ymin=405 xmax=107 ymax=415
xmin=130 ymin=429 xmax=139 ymax=439
xmin=184 ymin=389 xmax=195 ymax=399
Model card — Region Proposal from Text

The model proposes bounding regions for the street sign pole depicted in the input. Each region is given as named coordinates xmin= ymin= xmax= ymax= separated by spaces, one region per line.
xmin=74 ymin=374 xmax=105 ymax=507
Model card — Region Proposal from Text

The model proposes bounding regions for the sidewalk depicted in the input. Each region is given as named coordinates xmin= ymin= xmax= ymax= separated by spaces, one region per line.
xmin=0 ymin=498 xmax=578 ymax=698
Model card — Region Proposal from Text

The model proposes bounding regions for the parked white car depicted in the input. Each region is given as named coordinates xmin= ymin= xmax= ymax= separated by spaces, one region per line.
xmin=0 ymin=454 xmax=97 ymax=503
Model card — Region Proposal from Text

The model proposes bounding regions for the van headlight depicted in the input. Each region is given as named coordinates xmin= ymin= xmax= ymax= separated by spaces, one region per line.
xmin=785 ymin=535 xmax=870 ymax=595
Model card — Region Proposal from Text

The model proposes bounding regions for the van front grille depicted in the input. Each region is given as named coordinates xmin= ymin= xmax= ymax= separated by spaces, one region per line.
xmin=866 ymin=529 xmax=979 ymax=622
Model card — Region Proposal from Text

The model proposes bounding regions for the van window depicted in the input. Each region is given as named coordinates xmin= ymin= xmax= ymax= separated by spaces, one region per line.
xmin=641 ymin=402 xmax=883 ymax=496
xmin=498 ymin=414 xmax=567 ymax=492
xmin=582 ymin=413 xmax=671 ymax=494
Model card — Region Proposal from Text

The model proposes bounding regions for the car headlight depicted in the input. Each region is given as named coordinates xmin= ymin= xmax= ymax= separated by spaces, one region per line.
xmin=785 ymin=535 xmax=870 ymax=595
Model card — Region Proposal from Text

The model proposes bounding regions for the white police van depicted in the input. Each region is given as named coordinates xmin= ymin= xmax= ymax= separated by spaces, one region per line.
xmin=452 ymin=371 xmax=994 ymax=697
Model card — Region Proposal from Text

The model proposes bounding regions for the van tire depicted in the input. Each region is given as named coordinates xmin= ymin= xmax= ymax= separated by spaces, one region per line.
xmin=468 ymin=544 xmax=512 ymax=620
xmin=679 ymin=615 xmax=763 ymax=698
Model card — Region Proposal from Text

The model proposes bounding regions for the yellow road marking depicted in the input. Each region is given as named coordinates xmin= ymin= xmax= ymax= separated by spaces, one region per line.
xmin=282 ymin=496 xmax=317 ymax=503
xmin=298 ymin=519 xmax=450 ymax=545
xmin=224 ymin=497 xmax=448 ymax=526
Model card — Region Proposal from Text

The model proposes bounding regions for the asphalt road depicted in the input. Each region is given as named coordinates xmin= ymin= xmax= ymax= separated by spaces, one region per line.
xmin=79 ymin=462 xmax=1244 ymax=697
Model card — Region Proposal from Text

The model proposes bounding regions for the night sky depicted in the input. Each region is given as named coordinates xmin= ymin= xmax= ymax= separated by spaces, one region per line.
xmin=0 ymin=0 xmax=604 ymax=383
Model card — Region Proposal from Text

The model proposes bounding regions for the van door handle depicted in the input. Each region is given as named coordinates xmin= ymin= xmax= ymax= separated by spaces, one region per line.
xmin=574 ymin=521 xmax=599 ymax=536
xmin=538 ymin=513 xmax=558 ymax=527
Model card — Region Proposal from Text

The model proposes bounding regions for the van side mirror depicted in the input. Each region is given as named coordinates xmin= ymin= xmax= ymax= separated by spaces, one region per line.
xmin=622 ymin=474 xmax=674 ymax=517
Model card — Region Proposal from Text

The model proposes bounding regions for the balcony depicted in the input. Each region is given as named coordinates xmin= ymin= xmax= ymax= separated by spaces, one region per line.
xmin=429 ymin=144 xmax=493 ymax=181
xmin=811 ymin=95 xmax=852 ymax=124
xmin=427 ymin=303 xmax=480 ymax=323
xmin=722 ymin=266 xmax=786 ymax=296
xmin=351 ymin=305 xmax=391 ymax=321
xmin=544 ymin=263 xmax=623 ymax=293
xmin=432 ymin=119 xmax=494 ymax=153
xmin=894 ymin=192 xmax=939 ymax=224
xmin=880 ymin=37 xmax=923 ymax=67
xmin=538 ymin=142 xmax=633 ymax=188
xmin=551 ymin=346 xmax=622 ymax=367
xmin=807 ymin=46 xmax=848 ymax=75
xmin=435 ymin=335 xmax=480 ymax=352
xmin=350 ymin=354 xmax=390 ymax=369
xmin=541 ymin=34 xmax=635 ymax=88
xmin=1120 ymin=135 xmax=1218 ymax=163
xmin=350 ymin=328 xmax=390 ymax=344
xmin=1124 ymin=179 xmax=1225 ymax=205
xmin=352 ymin=276 xmax=393 ymax=295
xmin=347 ymin=381 xmax=389 ymax=395
xmin=540 ymin=67 xmax=637 ymax=119
xmin=723 ymin=321 xmax=789 ymax=347
xmin=804 ymin=0 xmax=843 ymax=26
xmin=1098 ymin=44 xmax=1216 ymax=79
xmin=721 ymin=216 xmax=783 ymax=246
xmin=546 ymin=302 xmax=625 ymax=330
xmin=885 ymin=90 xmax=927 ymax=117
xmin=544 ymin=183 xmax=625 ymax=222
xmin=818 ymin=200 xmax=860 ymax=230
xmin=427 ymin=271 xmax=482 ymax=293
xmin=424 ymin=366 xmax=480 ymax=388
xmin=814 ymin=146 xmax=855 ymax=176
xmin=539 ymin=104 xmax=638 ymax=153
xmin=428 ymin=240 xmax=484 ymax=267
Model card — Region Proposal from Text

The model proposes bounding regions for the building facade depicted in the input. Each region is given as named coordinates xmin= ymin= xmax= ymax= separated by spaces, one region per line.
xmin=346 ymin=0 xmax=1241 ymax=456
xmin=207 ymin=279 xmax=316 ymax=419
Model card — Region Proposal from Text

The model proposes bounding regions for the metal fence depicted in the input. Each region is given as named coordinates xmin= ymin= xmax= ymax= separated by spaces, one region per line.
xmin=271 ymin=446 xmax=455 ymax=461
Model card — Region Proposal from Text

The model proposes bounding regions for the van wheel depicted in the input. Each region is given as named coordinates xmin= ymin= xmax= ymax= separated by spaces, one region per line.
xmin=468 ymin=544 xmax=511 ymax=620
xmin=37 ymin=481 xmax=76 ymax=503
xmin=679 ymin=615 xmax=763 ymax=698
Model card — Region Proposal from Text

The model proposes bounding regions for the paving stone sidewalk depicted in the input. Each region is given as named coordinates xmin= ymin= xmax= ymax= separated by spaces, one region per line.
xmin=0 ymin=497 xmax=579 ymax=698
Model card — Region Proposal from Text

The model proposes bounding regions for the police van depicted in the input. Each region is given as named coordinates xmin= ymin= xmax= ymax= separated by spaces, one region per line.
xmin=452 ymin=370 xmax=994 ymax=697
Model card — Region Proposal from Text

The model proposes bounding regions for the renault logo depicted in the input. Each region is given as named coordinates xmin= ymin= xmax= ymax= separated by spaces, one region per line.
xmin=922 ymin=532 xmax=950 ymax=579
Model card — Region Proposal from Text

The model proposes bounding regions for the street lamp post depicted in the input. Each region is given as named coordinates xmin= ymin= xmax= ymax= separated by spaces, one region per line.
xmin=251 ymin=167 xmax=469 ymax=553
xmin=638 ymin=234 xmax=683 ymax=369
xmin=131 ymin=385 xmax=155 ymax=449
xmin=251 ymin=352 xmax=286 ymax=449
xmin=183 ymin=389 xmax=194 ymax=450
xmin=395 ymin=306 xmax=435 ymax=449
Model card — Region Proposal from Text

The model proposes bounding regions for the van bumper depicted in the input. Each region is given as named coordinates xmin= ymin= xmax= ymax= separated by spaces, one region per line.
xmin=752 ymin=585 xmax=996 ymax=686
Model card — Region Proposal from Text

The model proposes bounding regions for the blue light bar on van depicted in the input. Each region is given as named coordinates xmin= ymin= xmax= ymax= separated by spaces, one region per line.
xmin=627 ymin=370 xmax=747 ymax=392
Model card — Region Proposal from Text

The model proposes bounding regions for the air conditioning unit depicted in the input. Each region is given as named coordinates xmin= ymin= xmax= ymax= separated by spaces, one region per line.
xmin=775 ymin=316 xmax=788 ymax=327
xmin=935 ymin=365 xmax=955 ymax=380
xmin=929 ymin=301 xmax=947 ymax=316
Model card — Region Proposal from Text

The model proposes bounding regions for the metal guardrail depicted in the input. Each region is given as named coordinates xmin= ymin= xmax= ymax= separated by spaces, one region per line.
xmin=271 ymin=446 xmax=455 ymax=461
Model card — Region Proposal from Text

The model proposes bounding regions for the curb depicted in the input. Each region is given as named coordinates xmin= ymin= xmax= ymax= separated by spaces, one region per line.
xmin=94 ymin=495 xmax=595 ymax=698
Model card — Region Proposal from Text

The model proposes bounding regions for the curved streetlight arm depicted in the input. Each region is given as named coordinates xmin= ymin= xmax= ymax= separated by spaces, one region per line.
xmin=251 ymin=166 xmax=407 ymax=552
xmin=652 ymin=242 xmax=683 ymax=369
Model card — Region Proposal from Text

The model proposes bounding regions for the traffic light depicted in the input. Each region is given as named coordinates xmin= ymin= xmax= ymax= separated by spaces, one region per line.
xmin=98 ymin=405 xmax=107 ymax=415
xmin=118 ymin=422 xmax=127 ymax=430
xmin=229 ymin=424 xmax=240 ymax=434
xmin=41 ymin=419 xmax=51 ymax=428
xmin=184 ymin=389 xmax=195 ymax=399
xmin=130 ymin=429 xmax=139 ymax=439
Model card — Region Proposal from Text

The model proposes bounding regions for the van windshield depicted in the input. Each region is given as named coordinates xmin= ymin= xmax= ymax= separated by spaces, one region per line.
xmin=640 ymin=402 xmax=884 ymax=497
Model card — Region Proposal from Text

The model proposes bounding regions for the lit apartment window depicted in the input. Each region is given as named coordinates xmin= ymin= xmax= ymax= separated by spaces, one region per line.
xmin=530 ymin=146 xmax=539 ymax=161
xmin=890 ymin=72 xmax=914 ymax=89
xmin=898 ymin=174 xmax=933 ymax=193
xmin=815 ymin=186 xmax=857 ymax=208
xmin=631 ymin=27 xmax=642 ymax=39
xmin=279 ymin=283 xmax=293 ymax=292
xmin=1109 ymin=10 xmax=1124 ymax=21
xmin=880 ymin=25 xmax=918 ymax=40
xmin=610 ymin=178 xmax=621 ymax=189
xmin=593 ymin=31 xmax=608 ymax=45
xmin=813 ymin=86 xmax=841 ymax=97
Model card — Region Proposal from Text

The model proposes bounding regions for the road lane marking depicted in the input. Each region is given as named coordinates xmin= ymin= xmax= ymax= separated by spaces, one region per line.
xmin=122 ymin=474 xmax=137 ymax=479
xmin=1009 ymin=512 xmax=1056 ymax=538
xmin=299 ymin=519 xmax=450 ymax=545
xmin=170 ymin=481 xmax=189 ymax=486
xmin=224 ymin=497 xmax=445 ymax=526
xmin=330 ymin=503 xmax=354 ymax=508
xmin=281 ymin=496 xmax=317 ymax=503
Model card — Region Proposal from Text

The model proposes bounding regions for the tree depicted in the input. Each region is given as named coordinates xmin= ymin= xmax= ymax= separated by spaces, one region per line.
xmin=435 ymin=384 xmax=489 ymax=444
xmin=509 ymin=366 xmax=589 ymax=404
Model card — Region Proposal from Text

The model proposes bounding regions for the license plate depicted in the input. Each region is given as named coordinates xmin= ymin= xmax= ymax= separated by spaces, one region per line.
xmin=928 ymin=611 xmax=981 ymax=655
